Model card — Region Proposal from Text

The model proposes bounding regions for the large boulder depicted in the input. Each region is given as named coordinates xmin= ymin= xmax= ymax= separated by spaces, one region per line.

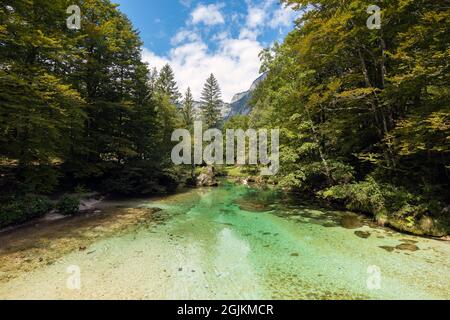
xmin=196 ymin=166 xmax=218 ymax=187
xmin=388 ymin=216 xmax=447 ymax=238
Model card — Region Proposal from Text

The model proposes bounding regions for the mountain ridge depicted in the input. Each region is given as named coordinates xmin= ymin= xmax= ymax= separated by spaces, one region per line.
xmin=226 ymin=73 xmax=266 ymax=120
xmin=181 ymin=73 xmax=266 ymax=121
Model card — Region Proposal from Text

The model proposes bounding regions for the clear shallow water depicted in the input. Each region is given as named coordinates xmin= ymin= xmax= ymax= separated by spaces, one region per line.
xmin=0 ymin=182 xmax=449 ymax=300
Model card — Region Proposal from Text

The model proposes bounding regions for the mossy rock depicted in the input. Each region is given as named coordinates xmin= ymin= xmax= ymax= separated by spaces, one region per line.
xmin=388 ymin=217 xmax=447 ymax=237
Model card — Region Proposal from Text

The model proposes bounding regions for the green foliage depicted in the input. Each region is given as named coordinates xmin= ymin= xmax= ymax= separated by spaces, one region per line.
xmin=318 ymin=178 xmax=387 ymax=217
xmin=0 ymin=0 xmax=86 ymax=192
xmin=102 ymin=162 xmax=179 ymax=196
xmin=229 ymin=167 xmax=251 ymax=178
xmin=318 ymin=177 xmax=445 ymax=230
xmin=0 ymin=0 xmax=183 ymax=203
xmin=16 ymin=165 xmax=61 ymax=195
xmin=74 ymin=185 xmax=90 ymax=194
xmin=57 ymin=195 xmax=80 ymax=216
xmin=181 ymin=87 xmax=196 ymax=130
xmin=223 ymin=115 xmax=250 ymax=131
xmin=247 ymin=0 xmax=449 ymax=234
xmin=157 ymin=64 xmax=182 ymax=104
xmin=0 ymin=0 xmax=188 ymax=234
xmin=0 ymin=195 xmax=53 ymax=228
xmin=201 ymin=74 xmax=223 ymax=128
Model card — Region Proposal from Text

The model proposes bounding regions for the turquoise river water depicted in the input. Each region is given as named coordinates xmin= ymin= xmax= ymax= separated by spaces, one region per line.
xmin=0 ymin=182 xmax=449 ymax=299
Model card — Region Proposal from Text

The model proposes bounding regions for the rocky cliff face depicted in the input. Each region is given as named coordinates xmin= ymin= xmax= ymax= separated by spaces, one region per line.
xmin=226 ymin=73 xmax=266 ymax=120
xmin=180 ymin=73 xmax=265 ymax=122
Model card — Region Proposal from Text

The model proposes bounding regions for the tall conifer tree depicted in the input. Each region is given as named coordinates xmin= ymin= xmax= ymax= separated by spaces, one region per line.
xmin=200 ymin=74 xmax=223 ymax=128
xmin=157 ymin=64 xmax=181 ymax=104
xmin=181 ymin=87 xmax=196 ymax=129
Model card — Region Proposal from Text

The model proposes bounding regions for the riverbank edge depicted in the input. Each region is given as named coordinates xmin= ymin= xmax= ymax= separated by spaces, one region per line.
xmin=0 ymin=193 xmax=100 ymax=234
xmin=225 ymin=175 xmax=449 ymax=240
xmin=1 ymin=174 xmax=448 ymax=240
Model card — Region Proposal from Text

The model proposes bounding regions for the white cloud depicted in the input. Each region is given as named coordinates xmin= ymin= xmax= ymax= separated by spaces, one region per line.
xmin=171 ymin=29 xmax=201 ymax=45
xmin=211 ymin=31 xmax=230 ymax=42
xmin=269 ymin=5 xmax=299 ymax=29
xmin=191 ymin=3 xmax=225 ymax=26
xmin=239 ymin=0 xmax=275 ymax=41
xmin=246 ymin=7 xmax=266 ymax=28
xmin=142 ymin=49 xmax=168 ymax=71
xmin=142 ymin=37 xmax=263 ymax=102
xmin=239 ymin=27 xmax=260 ymax=40
xmin=141 ymin=0 xmax=300 ymax=102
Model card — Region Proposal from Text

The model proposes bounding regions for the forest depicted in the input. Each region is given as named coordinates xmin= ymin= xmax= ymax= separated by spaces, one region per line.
xmin=0 ymin=0 xmax=192 ymax=227
xmin=0 ymin=0 xmax=449 ymax=237
xmin=245 ymin=0 xmax=449 ymax=236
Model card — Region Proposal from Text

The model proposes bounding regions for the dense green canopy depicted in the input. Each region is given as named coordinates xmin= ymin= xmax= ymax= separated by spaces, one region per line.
xmin=245 ymin=0 xmax=449 ymax=234
xmin=0 ymin=0 xmax=180 ymax=197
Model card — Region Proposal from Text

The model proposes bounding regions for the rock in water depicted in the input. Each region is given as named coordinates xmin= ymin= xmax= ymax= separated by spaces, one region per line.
xmin=379 ymin=246 xmax=395 ymax=253
xmin=238 ymin=202 xmax=271 ymax=212
xmin=196 ymin=166 xmax=218 ymax=187
xmin=340 ymin=215 xmax=364 ymax=229
xmin=396 ymin=243 xmax=420 ymax=252
xmin=355 ymin=231 xmax=371 ymax=239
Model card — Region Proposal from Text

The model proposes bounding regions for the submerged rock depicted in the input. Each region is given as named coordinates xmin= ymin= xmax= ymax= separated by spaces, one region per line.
xmin=379 ymin=243 xmax=419 ymax=252
xmin=340 ymin=215 xmax=364 ymax=229
xmin=396 ymin=243 xmax=419 ymax=252
xmin=354 ymin=231 xmax=371 ymax=239
xmin=379 ymin=246 xmax=395 ymax=253
xmin=238 ymin=201 xmax=272 ymax=212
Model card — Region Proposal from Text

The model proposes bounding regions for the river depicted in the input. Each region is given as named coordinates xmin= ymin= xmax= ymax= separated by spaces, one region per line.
xmin=0 ymin=182 xmax=449 ymax=300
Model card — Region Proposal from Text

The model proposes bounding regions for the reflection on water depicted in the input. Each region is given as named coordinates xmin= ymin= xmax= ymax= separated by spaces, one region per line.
xmin=0 ymin=182 xmax=449 ymax=300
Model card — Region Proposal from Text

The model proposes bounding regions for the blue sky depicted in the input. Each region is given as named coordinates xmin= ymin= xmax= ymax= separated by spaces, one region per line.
xmin=113 ymin=0 xmax=300 ymax=101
